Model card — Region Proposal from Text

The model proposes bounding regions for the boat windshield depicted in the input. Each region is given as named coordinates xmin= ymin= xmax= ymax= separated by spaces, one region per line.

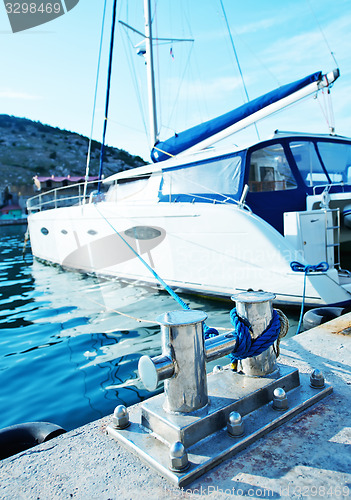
xmin=159 ymin=154 xmax=244 ymax=203
xmin=248 ymin=144 xmax=297 ymax=192
xmin=290 ymin=140 xmax=351 ymax=187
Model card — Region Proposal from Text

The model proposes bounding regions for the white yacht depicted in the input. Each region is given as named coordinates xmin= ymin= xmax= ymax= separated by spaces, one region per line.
xmin=26 ymin=2 xmax=351 ymax=308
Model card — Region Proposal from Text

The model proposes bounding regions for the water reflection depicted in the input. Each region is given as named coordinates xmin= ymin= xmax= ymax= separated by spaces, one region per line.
xmin=0 ymin=225 xmax=299 ymax=432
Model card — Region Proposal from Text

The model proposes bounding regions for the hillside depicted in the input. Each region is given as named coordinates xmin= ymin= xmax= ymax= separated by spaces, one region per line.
xmin=0 ymin=115 xmax=146 ymax=190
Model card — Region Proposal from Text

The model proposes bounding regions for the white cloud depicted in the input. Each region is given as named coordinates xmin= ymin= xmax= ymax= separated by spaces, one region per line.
xmin=0 ymin=90 xmax=40 ymax=100
xmin=235 ymin=17 xmax=281 ymax=36
xmin=181 ymin=75 xmax=243 ymax=99
xmin=259 ymin=11 xmax=351 ymax=79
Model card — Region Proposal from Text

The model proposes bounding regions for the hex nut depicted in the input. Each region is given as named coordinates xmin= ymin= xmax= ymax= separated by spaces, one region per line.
xmin=227 ymin=411 xmax=245 ymax=437
xmin=272 ymin=387 xmax=289 ymax=411
xmin=112 ymin=405 xmax=130 ymax=429
xmin=169 ymin=441 xmax=189 ymax=472
xmin=310 ymin=369 xmax=325 ymax=389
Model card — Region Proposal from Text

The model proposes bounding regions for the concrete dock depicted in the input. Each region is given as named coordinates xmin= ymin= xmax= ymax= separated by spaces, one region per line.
xmin=1 ymin=313 xmax=350 ymax=499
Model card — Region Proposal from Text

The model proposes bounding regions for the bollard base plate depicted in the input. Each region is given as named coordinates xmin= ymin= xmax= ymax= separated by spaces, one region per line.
xmin=107 ymin=367 xmax=332 ymax=487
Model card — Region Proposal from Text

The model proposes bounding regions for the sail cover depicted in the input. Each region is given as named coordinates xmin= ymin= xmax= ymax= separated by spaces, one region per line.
xmin=151 ymin=71 xmax=322 ymax=163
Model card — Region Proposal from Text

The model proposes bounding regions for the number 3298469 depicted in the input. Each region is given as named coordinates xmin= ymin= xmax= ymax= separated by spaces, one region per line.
xmin=5 ymin=3 xmax=62 ymax=14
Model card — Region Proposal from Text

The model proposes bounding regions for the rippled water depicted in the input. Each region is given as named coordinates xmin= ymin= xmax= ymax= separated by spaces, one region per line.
xmin=0 ymin=224 xmax=299 ymax=432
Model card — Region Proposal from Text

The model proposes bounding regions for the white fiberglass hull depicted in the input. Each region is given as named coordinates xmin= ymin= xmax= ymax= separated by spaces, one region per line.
xmin=28 ymin=201 xmax=351 ymax=307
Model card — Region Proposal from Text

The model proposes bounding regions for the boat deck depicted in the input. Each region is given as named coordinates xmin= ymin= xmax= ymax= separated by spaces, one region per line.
xmin=1 ymin=314 xmax=350 ymax=499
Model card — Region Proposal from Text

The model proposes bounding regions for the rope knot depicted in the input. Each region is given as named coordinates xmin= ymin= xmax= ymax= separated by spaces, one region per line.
xmin=229 ymin=308 xmax=281 ymax=362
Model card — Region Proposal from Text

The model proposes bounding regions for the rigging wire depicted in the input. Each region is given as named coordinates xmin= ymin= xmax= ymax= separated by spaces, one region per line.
xmin=316 ymin=88 xmax=336 ymax=134
xmin=153 ymin=0 xmax=195 ymax=141
xmin=120 ymin=25 xmax=149 ymax=141
xmin=153 ymin=0 xmax=162 ymax=143
xmin=83 ymin=0 xmax=108 ymax=203
xmin=327 ymin=89 xmax=336 ymax=133
xmin=219 ymin=0 xmax=260 ymax=141
xmin=306 ymin=0 xmax=339 ymax=68
xmin=167 ymin=43 xmax=194 ymax=133
xmin=305 ymin=0 xmax=338 ymax=133
xmin=98 ymin=0 xmax=118 ymax=193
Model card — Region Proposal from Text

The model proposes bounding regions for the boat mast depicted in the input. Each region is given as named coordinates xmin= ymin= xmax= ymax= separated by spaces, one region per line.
xmin=144 ymin=0 xmax=158 ymax=147
xmin=98 ymin=0 xmax=118 ymax=193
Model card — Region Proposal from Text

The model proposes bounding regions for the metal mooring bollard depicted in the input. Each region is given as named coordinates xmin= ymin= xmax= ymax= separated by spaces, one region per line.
xmin=110 ymin=292 xmax=333 ymax=487
xmin=138 ymin=309 xmax=241 ymax=413
xmin=139 ymin=310 xmax=209 ymax=413
xmin=232 ymin=291 xmax=278 ymax=377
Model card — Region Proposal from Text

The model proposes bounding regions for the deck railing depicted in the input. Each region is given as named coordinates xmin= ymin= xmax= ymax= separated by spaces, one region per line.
xmin=26 ymin=180 xmax=106 ymax=213
xmin=312 ymin=182 xmax=346 ymax=195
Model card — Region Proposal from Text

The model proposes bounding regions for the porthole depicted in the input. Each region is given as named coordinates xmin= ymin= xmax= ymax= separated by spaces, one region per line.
xmin=61 ymin=229 xmax=68 ymax=235
xmin=41 ymin=227 xmax=49 ymax=235
xmin=87 ymin=229 xmax=97 ymax=236
xmin=124 ymin=226 xmax=162 ymax=240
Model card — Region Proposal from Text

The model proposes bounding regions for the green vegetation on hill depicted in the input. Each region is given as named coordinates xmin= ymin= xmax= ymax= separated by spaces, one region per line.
xmin=0 ymin=115 xmax=146 ymax=188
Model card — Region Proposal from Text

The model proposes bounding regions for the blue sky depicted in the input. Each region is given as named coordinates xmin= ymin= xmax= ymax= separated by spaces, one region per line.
xmin=0 ymin=0 xmax=350 ymax=163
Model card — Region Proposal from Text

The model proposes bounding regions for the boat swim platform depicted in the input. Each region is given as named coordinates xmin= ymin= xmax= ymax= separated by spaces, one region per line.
xmin=1 ymin=314 xmax=350 ymax=499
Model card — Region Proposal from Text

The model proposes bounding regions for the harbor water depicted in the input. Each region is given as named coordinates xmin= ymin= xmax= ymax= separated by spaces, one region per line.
xmin=0 ymin=224 xmax=299 ymax=432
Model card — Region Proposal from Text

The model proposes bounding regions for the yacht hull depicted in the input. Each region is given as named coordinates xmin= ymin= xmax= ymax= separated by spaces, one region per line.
xmin=28 ymin=201 xmax=351 ymax=307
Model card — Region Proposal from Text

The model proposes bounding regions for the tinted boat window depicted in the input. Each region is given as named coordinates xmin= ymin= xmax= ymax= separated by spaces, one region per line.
xmin=249 ymin=144 xmax=297 ymax=192
xmin=317 ymin=141 xmax=351 ymax=184
xmin=290 ymin=141 xmax=328 ymax=186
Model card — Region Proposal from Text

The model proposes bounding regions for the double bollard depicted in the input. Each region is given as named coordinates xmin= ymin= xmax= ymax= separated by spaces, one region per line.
xmin=108 ymin=289 xmax=331 ymax=487
xmin=139 ymin=291 xmax=277 ymax=414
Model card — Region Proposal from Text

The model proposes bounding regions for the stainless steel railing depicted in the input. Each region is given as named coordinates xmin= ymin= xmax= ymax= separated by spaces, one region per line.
xmin=26 ymin=180 xmax=105 ymax=213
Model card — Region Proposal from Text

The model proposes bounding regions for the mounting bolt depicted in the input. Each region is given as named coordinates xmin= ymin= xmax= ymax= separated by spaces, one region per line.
xmin=227 ymin=411 xmax=245 ymax=437
xmin=310 ymin=369 xmax=325 ymax=389
xmin=112 ymin=405 xmax=130 ymax=429
xmin=272 ymin=387 xmax=289 ymax=411
xmin=169 ymin=441 xmax=190 ymax=472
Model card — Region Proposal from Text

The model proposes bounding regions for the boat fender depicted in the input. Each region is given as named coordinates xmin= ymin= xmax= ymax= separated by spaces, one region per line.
xmin=0 ymin=421 xmax=66 ymax=460
xmin=302 ymin=307 xmax=344 ymax=331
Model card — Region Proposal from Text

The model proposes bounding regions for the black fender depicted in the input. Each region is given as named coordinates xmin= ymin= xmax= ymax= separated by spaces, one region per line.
xmin=0 ymin=421 xmax=66 ymax=460
xmin=303 ymin=307 xmax=344 ymax=331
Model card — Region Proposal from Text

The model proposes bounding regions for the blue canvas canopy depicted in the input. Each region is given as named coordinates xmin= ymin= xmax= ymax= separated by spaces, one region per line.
xmin=151 ymin=71 xmax=322 ymax=163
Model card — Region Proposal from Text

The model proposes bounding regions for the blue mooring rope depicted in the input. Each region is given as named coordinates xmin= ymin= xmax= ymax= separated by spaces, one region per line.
xmin=94 ymin=204 xmax=288 ymax=354
xmin=290 ymin=261 xmax=329 ymax=335
xmin=93 ymin=203 xmax=220 ymax=335
xmin=227 ymin=308 xmax=281 ymax=362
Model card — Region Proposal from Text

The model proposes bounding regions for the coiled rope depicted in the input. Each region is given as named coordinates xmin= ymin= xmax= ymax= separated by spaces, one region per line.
xmin=224 ymin=308 xmax=288 ymax=363
xmin=290 ymin=261 xmax=329 ymax=335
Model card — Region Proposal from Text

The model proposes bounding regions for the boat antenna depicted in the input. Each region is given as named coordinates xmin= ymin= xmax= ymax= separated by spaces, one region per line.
xmin=98 ymin=0 xmax=118 ymax=193
xmin=83 ymin=0 xmax=108 ymax=203
xmin=219 ymin=0 xmax=260 ymax=141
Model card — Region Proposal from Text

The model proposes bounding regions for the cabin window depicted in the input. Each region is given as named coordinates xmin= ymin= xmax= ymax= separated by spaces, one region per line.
xmin=248 ymin=144 xmax=297 ymax=192
xmin=317 ymin=141 xmax=351 ymax=184
xmin=290 ymin=141 xmax=329 ymax=186
xmin=160 ymin=155 xmax=243 ymax=202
